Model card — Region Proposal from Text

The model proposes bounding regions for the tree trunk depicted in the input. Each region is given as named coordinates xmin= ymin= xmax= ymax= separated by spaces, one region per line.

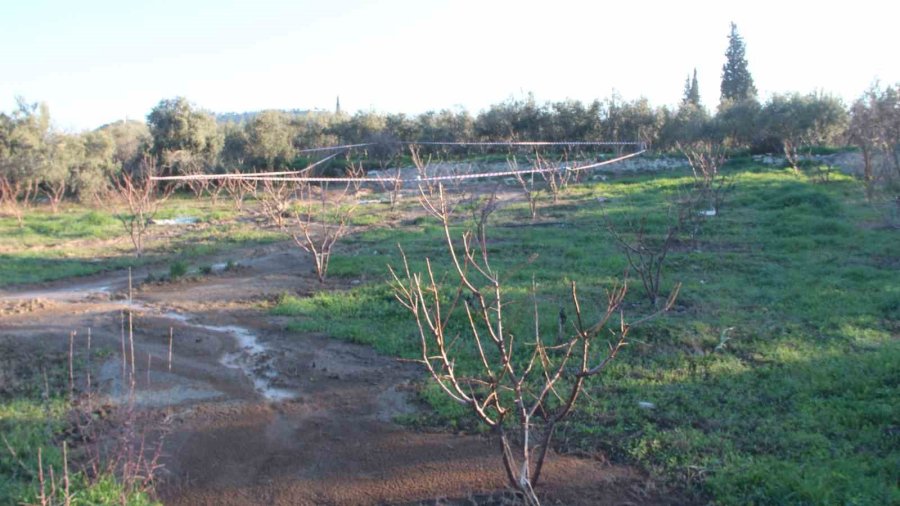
xmin=861 ymin=144 xmax=873 ymax=200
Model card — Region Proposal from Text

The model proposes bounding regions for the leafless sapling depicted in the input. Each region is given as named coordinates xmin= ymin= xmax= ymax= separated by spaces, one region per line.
xmin=259 ymin=178 xmax=295 ymax=229
xmin=535 ymin=151 xmax=572 ymax=205
xmin=368 ymin=142 xmax=404 ymax=212
xmin=412 ymin=145 xmax=468 ymax=217
xmin=0 ymin=174 xmax=37 ymax=227
xmin=511 ymin=157 xmax=541 ymax=221
xmin=223 ymin=171 xmax=257 ymax=212
xmin=266 ymin=181 xmax=357 ymax=283
xmin=40 ymin=176 xmax=67 ymax=215
xmin=678 ymin=141 xmax=732 ymax=215
xmin=602 ymin=198 xmax=689 ymax=307
xmin=378 ymin=166 xmax=405 ymax=212
xmin=107 ymin=158 xmax=174 ymax=257
xmin=346 ymin=156 xmax=366 ymax=195
xmin=163 ymin=150 xmax=208 ymax=200
xmin=390 ymin=186 xmax=678 ymax=504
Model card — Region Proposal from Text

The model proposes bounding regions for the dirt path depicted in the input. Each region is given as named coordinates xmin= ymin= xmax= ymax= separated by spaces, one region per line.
xmin=0 ymin=242 xmax=682 ymax=505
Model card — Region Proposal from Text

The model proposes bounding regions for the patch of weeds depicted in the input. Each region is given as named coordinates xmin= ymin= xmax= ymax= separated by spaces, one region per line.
xmin=270 ymin=293 xmax=308 ymax=316
xmin=169 ymin=260 xmax=188 ymax=279
xmin=273 ymin=285 xmax=417 ymax=358
xmin=0 ymin=346 xmax=161 ymax=505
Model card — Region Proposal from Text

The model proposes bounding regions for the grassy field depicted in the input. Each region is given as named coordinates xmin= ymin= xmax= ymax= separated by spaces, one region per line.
xmin=1 ymin=160 xmax=897 ymax=504
xmin=0 ymin=196 xmax=281 ymax=287
xmin=272 ymin=161 xmax=899 ymax=504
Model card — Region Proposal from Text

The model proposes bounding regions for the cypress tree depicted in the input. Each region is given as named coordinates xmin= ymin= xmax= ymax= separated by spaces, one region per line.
xmin=683 ymin=68 xmax=701 ymax=108
xmin=720 ymin=22 xmax=757 ymax=104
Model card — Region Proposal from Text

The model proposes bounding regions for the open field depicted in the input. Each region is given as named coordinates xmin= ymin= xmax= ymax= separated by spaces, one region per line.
xmin=1 ymin=158 xmax=898 ymax=505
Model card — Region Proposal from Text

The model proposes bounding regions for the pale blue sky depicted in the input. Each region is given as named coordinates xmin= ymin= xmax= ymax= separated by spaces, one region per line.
xmin=2 ymin=0 xmax=896 ymax=131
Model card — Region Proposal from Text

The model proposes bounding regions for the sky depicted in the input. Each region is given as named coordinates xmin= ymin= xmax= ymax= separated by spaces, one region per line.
xmin=1 ymin=0 xmax=897 ymax=132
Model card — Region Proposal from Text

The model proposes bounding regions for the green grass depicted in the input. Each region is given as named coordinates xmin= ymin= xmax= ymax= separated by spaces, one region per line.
xmin=0 ymin=197 xmax=281 ymax=287
xmin=3 ymin=165 xmax=897 ymax=503
xmin=272 ymin=165 xmax=900 ymax=504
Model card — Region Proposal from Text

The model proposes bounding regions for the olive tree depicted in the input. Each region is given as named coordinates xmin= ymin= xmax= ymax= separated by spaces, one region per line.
xmin=147 ymin=97 xmax=222 ymax=178
xmin=0 ymin=98 xmax=49 ymax=223
xmin=41 ymin=133 xmax=82 ymax=212
xmin=762 ymin=93 xmax=847 ymax=170
xmin=245 ymin=110 xmax=296 ymax=169
xmin=72 ymin=130 xmax=118 ymax=202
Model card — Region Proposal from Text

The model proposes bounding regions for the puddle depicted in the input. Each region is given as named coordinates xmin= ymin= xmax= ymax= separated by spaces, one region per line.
xmin=97 ymin=359 xmax=225 ymax=407
xmin=0 ymin=280 xmax=114 ymax=303
xmin=129 ymin=303 xmax=295 ymax=401
xmin=152 ymin=216 xmax=199 ymax=226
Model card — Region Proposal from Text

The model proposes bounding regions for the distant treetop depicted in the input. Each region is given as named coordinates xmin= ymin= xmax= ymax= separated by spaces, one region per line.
xmin=214 ymin=109 xmax=321 ymax=125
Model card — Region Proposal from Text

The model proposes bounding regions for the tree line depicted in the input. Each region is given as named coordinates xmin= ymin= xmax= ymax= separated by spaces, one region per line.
xmin=1 ymin=23 xmax=898 ymax=208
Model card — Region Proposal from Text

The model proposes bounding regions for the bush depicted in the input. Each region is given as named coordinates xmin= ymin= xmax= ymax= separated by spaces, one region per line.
xmin=169 ymin=260 xmax=188 ymax=279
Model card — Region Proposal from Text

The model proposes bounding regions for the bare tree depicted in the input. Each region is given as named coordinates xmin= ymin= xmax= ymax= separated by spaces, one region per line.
xmin=106 ymin=157 xmax=173 ymax=257
xmin=411 ymin=145 xmax=438 ymax=196
xmin=535 ymin=151 xmax=572 ymax=205
xmin=259 ymin=179 xmax=295 ymax=229
xmin=40 ymin=175 xmax=67 ymax=214
xmin=205 ymin=177 xmax=226 ymax=207
xmin=678 ymin=141 xmax=732 ymax=215
xmin=346 ymin=156 xmax=366 ymax=195
xmin=378 ymin=166 xmax=405 ymax=212
xmin=412 ymin=146 xmax=468 ymax=217
xmin=0 ymin=174 xmax=37 ymax=227
xmin=390 ymin=186 xmax=678 ymax=504
xmin=264 ymin=181 xmax=357 ymax=283
xmin=223 ymin=172 xmax=257 ymax=212
xmin=670 ymin=183 xmax=708 ymax=250
xmin=165 ymin=150 xmax=208 ymax=200
xmin=511 ymin=157 xmax=541 ymax=221
xmin=606 ymin=214 xmax=680 ymax=307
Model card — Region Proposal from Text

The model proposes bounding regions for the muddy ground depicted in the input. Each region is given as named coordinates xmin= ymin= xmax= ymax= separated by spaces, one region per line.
xmin=0 ymin=240 xmax=685 ymax=505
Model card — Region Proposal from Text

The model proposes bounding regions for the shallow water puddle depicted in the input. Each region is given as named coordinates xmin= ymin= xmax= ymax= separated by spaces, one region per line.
xmin=151 ymin=216 xmax=199 ymax=225
xmin=133 ymin=303 xmax=296 ymax=401
xmin=164 ymin=311 xmax=295 ymax=401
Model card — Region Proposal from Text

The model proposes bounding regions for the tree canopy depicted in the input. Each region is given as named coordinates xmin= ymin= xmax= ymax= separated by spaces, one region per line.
xmin=147 ymin=97 xmax=221 ymax=175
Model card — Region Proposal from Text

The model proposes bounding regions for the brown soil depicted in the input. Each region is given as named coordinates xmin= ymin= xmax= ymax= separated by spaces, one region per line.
xmin=0 ymin=240 xmax=689 ymax=505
